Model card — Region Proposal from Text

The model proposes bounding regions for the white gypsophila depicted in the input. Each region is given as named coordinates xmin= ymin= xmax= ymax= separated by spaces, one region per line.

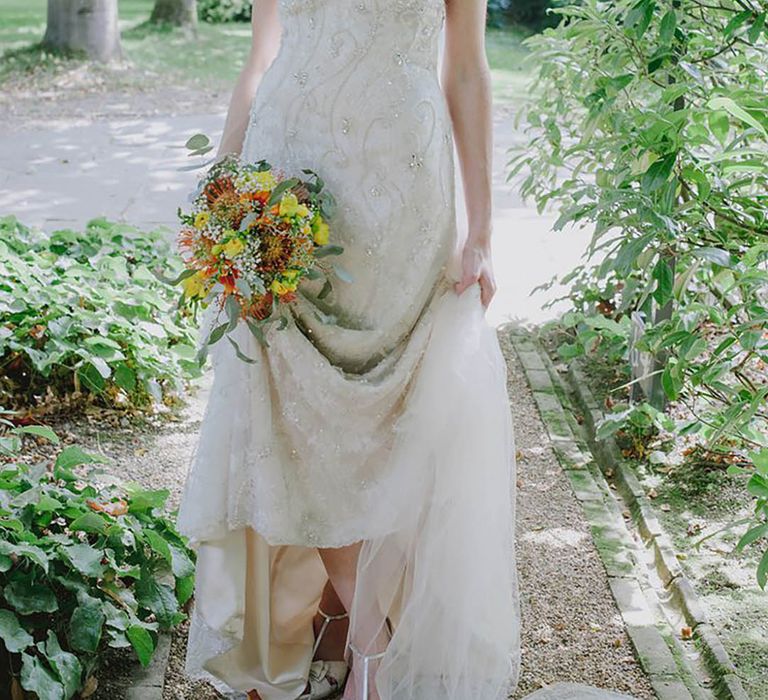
xmin=239 ymin=237 xmax=266 ymax=292
xmin=234 ymin=169 xmax=278 ymax=193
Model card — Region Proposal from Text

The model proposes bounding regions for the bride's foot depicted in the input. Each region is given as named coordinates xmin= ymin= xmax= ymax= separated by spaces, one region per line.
xmin=302 ymin=594 xmax=349 ymax=700
xmin=342 ymin=650 xmax=385 ymax=700
xmin=342 ymin=624 xmax=390 ymax=700
xmin=312 ymin=607 xmax=349 ymax=662
xmin=248 ymin=591 xmax=349 ymax=700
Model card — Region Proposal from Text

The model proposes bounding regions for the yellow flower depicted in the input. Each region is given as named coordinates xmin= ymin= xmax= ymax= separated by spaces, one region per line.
xmin=279 ymin=192 xmax=300 ymax=218
xmin=282 ymin=268 xmax=302 ymax=288
xmin=222 ymin=238 xmax=245 ymax=258
xmin=182 ymin=271 xmax=206 ymax=299
xmin=270 ymin=269 xmax=302 ymax=295
xmin=235 ymin=169 xmax=277 ymax=193
xmin=312 ymin=218 xmax=330 ymax=246
xmin=270 ymin=279 xmax=290 ymax=295
xmin=194 ymin=211 xmax=210 ymax=229
xmin=253 ymin=170 xmax=277 ymax=191
xmin=296 ymin=204 xmax=310 ymax=219
xmin=300 ymin=223 xmax=312 ymax=237
xmin=211 ymin=243 xmax=223 ymax=256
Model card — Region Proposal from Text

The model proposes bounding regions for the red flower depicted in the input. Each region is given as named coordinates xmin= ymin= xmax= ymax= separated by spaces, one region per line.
xmin=220 ymin=274 xmax=238 ymax=294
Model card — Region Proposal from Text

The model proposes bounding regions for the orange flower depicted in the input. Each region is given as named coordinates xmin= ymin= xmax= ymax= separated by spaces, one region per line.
xmin=204 ymin=176 xmax=235 ymax=206
xmin=240 ymin=190 xmax=270 ymax=207
xmin=246 ymin=292 xmax=275 ymax=320
xmin=259 ymin=232 xmax=295 ymax=273
xmin=220 ymin=273 xmax=238 ymax=294
xmin=204 ymin=176 xmax=247 ymax=227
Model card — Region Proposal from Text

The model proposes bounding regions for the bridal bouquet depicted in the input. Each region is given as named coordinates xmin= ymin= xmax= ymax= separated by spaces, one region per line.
xmin=173 ymin=153 xmax=344 ymax=363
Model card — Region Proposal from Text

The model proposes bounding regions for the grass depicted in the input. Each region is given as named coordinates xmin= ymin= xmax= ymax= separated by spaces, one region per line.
xmin=0 ymin=0 xmax=532 ymax=103
xmin=486 ymin=25 xmax=533 ymax=104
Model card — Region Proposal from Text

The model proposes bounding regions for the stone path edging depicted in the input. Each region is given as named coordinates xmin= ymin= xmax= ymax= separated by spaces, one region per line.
xmin=126 ymin=632 xmax=172 ymax=700
xmin=507 ymin=328 xmax=745 ymax=700
xmin=563 ymin=360 xmax=750 ymax=700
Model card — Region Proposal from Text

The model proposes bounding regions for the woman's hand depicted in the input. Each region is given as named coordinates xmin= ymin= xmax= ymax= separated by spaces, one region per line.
xmin=454 ymin=238 xmax=496 ymax=308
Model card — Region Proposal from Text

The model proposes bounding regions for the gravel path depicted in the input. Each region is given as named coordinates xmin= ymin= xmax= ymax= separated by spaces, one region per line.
xmin=46 ymin=328 xmax=657 ymax=699
xmin=498 ymin=331 xmax=655 ymax=699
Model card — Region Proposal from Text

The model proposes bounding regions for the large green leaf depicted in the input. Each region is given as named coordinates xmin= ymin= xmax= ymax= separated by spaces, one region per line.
xmin=13 ymin=425 xmax=60 ymax=444
xmin=641 ymin=153 xmax=677 ymax=193
xmin=169 ymin=543 xmax=195 ymax=579
xmin=69 ymin=511 xmax=108 ymax=534
xmin=55 ymin=446 xmax=108 ymax=481
xmin=758 ymin=548 xmax=768 ymax=590
xmin=45 ymin=630 xmax=83 ymax=699
xmin=652 ymin=258 xmax=673 ymax=306
xmin=127 ymin=487 xmax=170 ymax=513
xmin=69 ymin=599 xmax=105 ymax=653
xmin=747 ymin=474 xmax=768 ymax=500
xmin=0 ymin=540 xmax=49 ymax=573
xmin=143 ymin=529 xmax=172 ymax=565
xmin=20 ymin=653 xmax=64 ymax=700
xmin=175 ymin=574 xmax=195 ymax=606
xmin=0 ymin=609 xmax=34 ymax=653
xmin=60 ymin=542 xmax=106 ymax=578
xmin=136 ymin=572 xmax=182 ymax=628
xmin=708 ymin=96 xmax=767 ymax=136
xmin=126 ymin=625 xmax=155 ymax=667
xmin=4 ymin=577 xmax=58 ymax=615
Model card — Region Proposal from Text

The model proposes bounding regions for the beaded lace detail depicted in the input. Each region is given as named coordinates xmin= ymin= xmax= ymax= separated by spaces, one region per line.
xmin=241 ymin=0 xmax=455 ymax=372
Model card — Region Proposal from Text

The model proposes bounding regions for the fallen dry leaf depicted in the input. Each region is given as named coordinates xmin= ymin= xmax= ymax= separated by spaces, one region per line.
xmin=81 ymin=675 xmax=98 ymax=698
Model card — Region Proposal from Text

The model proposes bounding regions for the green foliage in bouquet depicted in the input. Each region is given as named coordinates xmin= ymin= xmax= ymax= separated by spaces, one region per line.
xmin=0 ymin=217 xmax=201 ymax=411
xmin=0 ymin=419 xmax=195 ymax=698
xmin=510 ymin=0 xmax=768 ymax=584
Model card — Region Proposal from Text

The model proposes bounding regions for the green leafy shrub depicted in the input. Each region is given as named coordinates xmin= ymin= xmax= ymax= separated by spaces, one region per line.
xmin=0 ymin=419 xmax=195 ymax=698
xmin=510 ymin=0 xmax=768 ymax=584
xmin=198 ymin=0 xmax=252 ymax=23
xmin=0 ymin=217 xmax=201 ymax=411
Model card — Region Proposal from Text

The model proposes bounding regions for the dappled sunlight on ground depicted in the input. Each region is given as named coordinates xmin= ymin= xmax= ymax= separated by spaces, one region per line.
xmin=1 ymin=103 xmax=595 ymax=328
xmin=0 ymin=113 xmax=225 ymax=228
xmin=520 ymin=526 xmax=589 ymax=549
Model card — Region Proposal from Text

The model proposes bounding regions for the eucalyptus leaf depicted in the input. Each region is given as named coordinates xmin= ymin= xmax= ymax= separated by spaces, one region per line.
xmin=227 ymin=335 xmax=258 ymax=364
xmin=315 ymin=244 xmax=344 ymax=258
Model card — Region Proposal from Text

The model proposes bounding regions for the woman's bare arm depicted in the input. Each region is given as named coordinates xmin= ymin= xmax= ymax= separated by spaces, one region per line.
xmin=217 ymin=0 xmax=282 ymax=157
xmin=442 ymin=0 xmax=496 ymax=308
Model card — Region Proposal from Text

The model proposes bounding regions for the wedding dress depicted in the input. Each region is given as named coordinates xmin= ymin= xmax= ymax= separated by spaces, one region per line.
xmin=176 ymin=0 xmax=521 ymax=697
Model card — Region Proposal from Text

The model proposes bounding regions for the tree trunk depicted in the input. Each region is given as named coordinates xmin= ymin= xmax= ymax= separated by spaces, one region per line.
xmin=150 ymin=0 xmax=198 ymax=27
xmin=43 ymin=0 xmax=122 ymax=62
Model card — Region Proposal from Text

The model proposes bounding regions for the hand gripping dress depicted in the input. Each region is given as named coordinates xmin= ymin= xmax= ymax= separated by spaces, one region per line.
xmin=176 ymin=0 xmax=521 ymax=697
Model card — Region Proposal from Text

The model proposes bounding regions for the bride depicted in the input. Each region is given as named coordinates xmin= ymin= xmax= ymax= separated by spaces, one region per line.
xmin=176 ymin=0 xmax=521 ymax=698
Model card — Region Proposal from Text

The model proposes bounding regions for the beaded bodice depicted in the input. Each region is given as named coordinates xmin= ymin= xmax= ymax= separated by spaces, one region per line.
xmin=241 ymin=0 xmax=456 ymax=372
xmin=279 ymin=0 xmax=445 ymax=71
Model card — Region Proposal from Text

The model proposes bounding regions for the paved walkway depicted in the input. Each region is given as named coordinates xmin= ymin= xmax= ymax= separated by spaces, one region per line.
xmin=0 ymin=106 xmax=590 ymax=327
